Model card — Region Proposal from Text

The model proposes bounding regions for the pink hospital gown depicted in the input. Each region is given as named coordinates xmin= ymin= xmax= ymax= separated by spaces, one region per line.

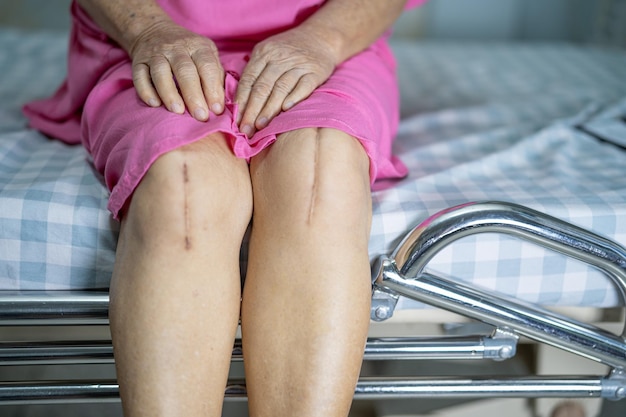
xmin=24 ymin=0 xmax=426 ymax=219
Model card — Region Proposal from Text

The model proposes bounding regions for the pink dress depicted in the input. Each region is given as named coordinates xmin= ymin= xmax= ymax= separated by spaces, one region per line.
xmin=24 ymin=0 xmax=426 ymax=219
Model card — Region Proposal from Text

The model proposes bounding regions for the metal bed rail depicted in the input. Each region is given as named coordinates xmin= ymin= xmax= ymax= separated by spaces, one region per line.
xmin=2 ymin=375 xmax=626 ymax=405
xmin=2 ymin=201 xmax=626 ymax=404
xmin=0 ymin=333 xmax=519 ymax=366
xmin=372 ymin=202 xmax=626 ymax=367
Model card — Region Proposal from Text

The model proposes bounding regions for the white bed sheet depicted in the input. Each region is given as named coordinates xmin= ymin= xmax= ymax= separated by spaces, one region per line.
xmin=1 ymin=29 xmax=626 ymax=309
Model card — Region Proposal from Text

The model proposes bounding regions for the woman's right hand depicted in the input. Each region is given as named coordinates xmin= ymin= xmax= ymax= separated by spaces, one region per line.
xmin=129 ymin=20 xmax=225 ymax=121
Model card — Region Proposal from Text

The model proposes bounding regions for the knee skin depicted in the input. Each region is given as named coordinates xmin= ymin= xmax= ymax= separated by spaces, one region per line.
xmin=122 ymin=136 xmax=253 ymax=252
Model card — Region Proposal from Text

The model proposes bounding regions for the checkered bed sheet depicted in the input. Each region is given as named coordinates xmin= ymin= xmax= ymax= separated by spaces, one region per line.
xmin=1 ymin=29 xmax=626 ymax=309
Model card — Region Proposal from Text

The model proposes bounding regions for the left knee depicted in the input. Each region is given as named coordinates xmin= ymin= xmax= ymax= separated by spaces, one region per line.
xmin=250 ymin=128 xmax=372 ymax=240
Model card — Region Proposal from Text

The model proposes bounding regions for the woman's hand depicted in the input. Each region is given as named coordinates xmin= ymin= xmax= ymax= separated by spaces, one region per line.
xmin=129 ymin=20 xmax=225 ymax=121
xmin=235 ymin=28 xmax=338 ymax=136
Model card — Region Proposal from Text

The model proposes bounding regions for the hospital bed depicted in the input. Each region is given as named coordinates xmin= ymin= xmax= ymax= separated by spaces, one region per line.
xmin=1 ymin=27 xmax=626 ymax=416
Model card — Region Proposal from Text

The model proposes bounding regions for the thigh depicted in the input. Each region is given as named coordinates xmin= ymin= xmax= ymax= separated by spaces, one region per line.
xmin=82 ymin=59 xmax=244 ymax=220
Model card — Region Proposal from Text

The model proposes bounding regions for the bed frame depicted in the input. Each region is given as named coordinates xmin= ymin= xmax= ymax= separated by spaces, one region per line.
xmin=1 ymin=201 xmax=625 ymax=409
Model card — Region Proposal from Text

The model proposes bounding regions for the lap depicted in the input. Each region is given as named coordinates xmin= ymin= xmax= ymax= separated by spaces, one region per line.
xmin=81 ymin=46 xmax=401 ymax=220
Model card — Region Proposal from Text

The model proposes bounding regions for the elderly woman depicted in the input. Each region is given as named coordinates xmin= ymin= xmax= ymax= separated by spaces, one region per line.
xmin=24 ymin=0 xmax=424 ymax=416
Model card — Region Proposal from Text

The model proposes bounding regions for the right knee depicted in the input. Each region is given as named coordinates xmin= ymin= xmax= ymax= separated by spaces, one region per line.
xmin=123 ymin=135 xmax=253 ymax=248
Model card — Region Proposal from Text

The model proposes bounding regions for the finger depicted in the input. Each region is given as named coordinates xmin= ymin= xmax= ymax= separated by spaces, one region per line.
xmin=235 ymin=57 xmax=267 ymax=124
xmin=239 ymin=65 xmax=288 ymax=136
xmin=170 ymin=53 xmax=210 ymax=121
xmin=254 ymin=69 xmax=302 ymax=130
xmin=192 ymin=49 xmax=225 ymax=115
xmin=149 ymin=55 xmax=185 ymax=114
xmin=283 ymin=73 xmax=319 ymax=111
xmin=239 ymin=78 xmax=274 ymax=136
xmin=132 ymin=63 xmax=161 ymax=107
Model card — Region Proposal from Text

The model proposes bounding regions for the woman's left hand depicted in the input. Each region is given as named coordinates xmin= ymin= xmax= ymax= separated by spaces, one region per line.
xmin=235 ymin=28 xmax=338 ymax=136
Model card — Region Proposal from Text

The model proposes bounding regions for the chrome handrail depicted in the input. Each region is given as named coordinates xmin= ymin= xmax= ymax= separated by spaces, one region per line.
xmin=393 ymin=202 xmax=626 ymax=305
xmin=373 ymin=201 xmax=626 ymax=369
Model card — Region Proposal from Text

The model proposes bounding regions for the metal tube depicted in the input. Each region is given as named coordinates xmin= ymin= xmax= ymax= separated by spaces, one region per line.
xmin=0 ymin=291 xmax=109 ymax=325
xmin=354 ymin=377 xmax=606 ymax=400
xmin=0 ymin=381 xmax=120 ymax=404
xmin=0 ymin=377 xmax=613 ymax=405
xmin=377 ymin=261 xmax=626 ymax=369
xmin=0 ymin=341 xmax=114 ymax=365
xmin=364 ymin=336 xmax=497 ymax=360
xmin=0 ymin=335 xmax=516 ymax=365
xmin=374 ymin=201 xmax=626 ymax=368
xmin=391 ymin=202 xmax=626 ymax=322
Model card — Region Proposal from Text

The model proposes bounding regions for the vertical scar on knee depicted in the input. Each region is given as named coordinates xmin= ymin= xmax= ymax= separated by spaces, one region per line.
xmin=307 ymin=131 xmax=321 ymax=225
xmin=183 ymin=162 xmax=192 ymax=250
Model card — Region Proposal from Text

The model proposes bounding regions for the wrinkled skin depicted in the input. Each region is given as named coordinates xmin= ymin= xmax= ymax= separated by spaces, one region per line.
xmin=129 ymin=20 xmax=226 ymax=121
xmin=129 ymin=19 xmax=337 ymax=135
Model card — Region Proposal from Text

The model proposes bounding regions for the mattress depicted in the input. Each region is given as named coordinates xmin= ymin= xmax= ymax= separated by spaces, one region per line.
xmin=1 ymin=28 xmax=626 ymax=310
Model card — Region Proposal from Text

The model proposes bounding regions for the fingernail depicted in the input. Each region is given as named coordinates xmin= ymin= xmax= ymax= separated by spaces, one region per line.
xmin=212 ymin=103 xmax=223 ymax=114
xmin=194 ymin=108 xmax=208 ymax=121
xmin=172 ymin=102 xmax=184 ymax=114
xmin=284 ymin=100 xmax=294 ymax=110
xmin=241 ymin=124 xmax=253 ymax=136
xmin=148 ymin=98 xmax=160 ymax=107
xmin=257 ymin=117 xmax=268 ymax=128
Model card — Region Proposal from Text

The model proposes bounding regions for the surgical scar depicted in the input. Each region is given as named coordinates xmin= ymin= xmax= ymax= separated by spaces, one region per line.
xmin=183 ymin=163 xmax=192 ymax=250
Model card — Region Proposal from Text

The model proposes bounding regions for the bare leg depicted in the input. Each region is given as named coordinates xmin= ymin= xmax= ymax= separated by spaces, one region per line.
xmin=242 ymin=128 xmax=373 ymax=417
xmin=109 ymin=135 xmax=252 ymax=417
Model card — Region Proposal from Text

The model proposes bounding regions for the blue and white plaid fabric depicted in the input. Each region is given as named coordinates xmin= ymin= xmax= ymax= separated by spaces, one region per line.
xmin=0 ymin=131 xmax=118 ymax=289
xmin=0 ymin=30 xmax=118 ymax=290
xmin=2 ymin=30 xmax=626 ymax=309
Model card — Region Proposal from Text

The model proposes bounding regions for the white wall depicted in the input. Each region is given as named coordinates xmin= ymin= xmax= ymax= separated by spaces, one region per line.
xmin=1 ymin=0 xmax=624 ymax=47
xmin=394 ymin=0 xmax=623 ymax=46
xmin=0 ymin=0 xmax=71 ymax=31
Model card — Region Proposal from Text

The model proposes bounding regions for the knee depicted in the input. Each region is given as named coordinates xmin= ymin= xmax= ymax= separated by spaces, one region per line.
xmin=124 ymin=136 xmax=253 ymax=245
xmin=251 ymin=128 xmax=372 ymax=238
